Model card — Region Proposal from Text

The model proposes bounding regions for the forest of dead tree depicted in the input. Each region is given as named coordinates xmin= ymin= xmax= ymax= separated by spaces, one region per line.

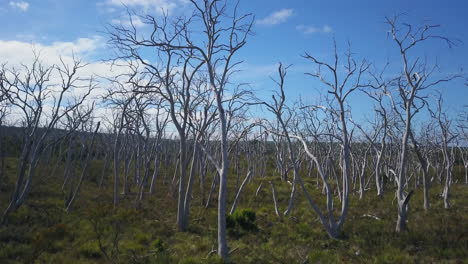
xmin=0 ymin=0 xmax=467 ymax=263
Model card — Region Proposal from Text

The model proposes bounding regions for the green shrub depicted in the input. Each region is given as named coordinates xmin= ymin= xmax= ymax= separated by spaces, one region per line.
xmin=179 ymin=256 xmax=223 ymax=264
xmin=308 ymin=250 xmax=339 ymax=264
xmin=83 ymin=203 xmax=140 ymax=260
xmin=78 ymin=241 xmax=102 ymax=259
xmin=135 ymin=231 xmax=152 ymax=245
xmin=31 ymin=223 xmax=68 ymax=259
xmin=374 ymin=247 xmax=413 ymax=263
xmin=0 ymin=241 xmax=30 ymax=259
xmin=227 ymin=209 xmax=257 ymax=235
xmin=296 ymin=222 xmax=313 ymax=239
xmin=151 ymin=238 xmax=165 ymax=253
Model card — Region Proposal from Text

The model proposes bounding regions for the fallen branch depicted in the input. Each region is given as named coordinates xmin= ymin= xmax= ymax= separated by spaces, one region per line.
xmin=361 ymin=214 xmax=381 ymax=220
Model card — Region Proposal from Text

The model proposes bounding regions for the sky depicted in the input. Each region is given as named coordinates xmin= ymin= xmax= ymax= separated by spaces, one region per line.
xmin=0 ymin=0 xmax=467 ymax=125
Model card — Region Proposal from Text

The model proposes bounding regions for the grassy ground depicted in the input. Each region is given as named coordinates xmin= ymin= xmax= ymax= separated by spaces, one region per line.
xmin=0 ymin=157 xmax=467 ymax=263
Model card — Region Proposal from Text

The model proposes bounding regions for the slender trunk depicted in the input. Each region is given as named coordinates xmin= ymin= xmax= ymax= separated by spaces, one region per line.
xmin=337 ymin=102 xmax=350 ymax=231
xmin=375 ymin=152 xmax=383 ymax=196
xmin=205 ymin=170 xmax=218 ymax=208
xmin=2 ymin=136 xmax=35 ymax=224
xmin=183 ymin=141 xmax=199 ymax=227
xmin=99 ymin=152 xmax=110 ymax=189
xmin=217 ymin=119 xmax=229 ymax=259
xmin=122 ymin=150 xmax=132 ymax=195
xmin=283 ymin=169 xmax=297 ymax=216
xmin=255 ymin=182 xmax=263 ymax=197
xmin=199 ymin=154 xmax=207 ymax=205
xmin=0 ymin=123 xmax=4 ymax=184
xmin=395 ymin=106 xmax=411 ymax=232
xmin=113 ymin=135 xmax=121 ymax=207
xmin=149 ymin=152 xmax=160 ymax=194
xmin=66 ymin=123 xmax=100 ymax=212
xmin=62 ymin=140 xmax=74 ymax=192
xmin=443 ymin=162 xmax=451 ymax=209
xmin=464 ymin=162 xmax=468 ymax=185
xmin=176 ymin=137 xmax=188 ymax=231
xmin=230 ymin=170 xmax=251 ymax=214
xmin=270 ymin=181 xmax=281 ymax=217
xmin=422 ymin=165 xmax=430 ymax=210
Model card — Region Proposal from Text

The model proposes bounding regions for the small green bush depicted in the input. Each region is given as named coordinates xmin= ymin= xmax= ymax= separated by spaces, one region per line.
xmin=78 ymin=241 xmax=102 ymax=259
xmin=227 ymin=209 xmax=257 ymax=234
xmin=179 ymin=256 xmax=223 ymax=264
xmin=151 ymin=238 xmax=165 ymax=253
xmin=308 ymin=250 xmax=339 ymax=264
xmin=31 ymin=223 xmax=68 ymax=260
xmin=135 ymin=231 xmax=152 ymax=245
xmin=0 ymin=242 xmax=30 ymax=259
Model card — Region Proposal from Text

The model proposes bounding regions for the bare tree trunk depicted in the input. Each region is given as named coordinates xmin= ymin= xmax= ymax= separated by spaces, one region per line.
xmin=122 ymin=146 xmax=133 ymax=195
xmin=230 ymin=170 xmax=252 ymax=214
xmin=375 ymin=152 xmax=384 ymax=196
xmin=149 ymin=153 xmax=160 ymax=194
xmin=183 ymin=141 xmax=199 ymax=227
xmin=199 ymin=154 xmax=208 ymax=205
xmin=0 ymin=122 xmax=4 ymax=185
xmin=396 ymin=117 xmax=411 ymax=233
xmin=465 ymin=162 xmax=468 ymax=185
xmin=62 ymin=137 xmax=75 ymax=192
xmin=270 ymin=181 xmax=281 ymax=217
xmin=99 ymin=152 xmax=110 ymax=189
xmin=205 ymin=170 xmax=218 ymax=208
xmin=66 ymin=123 xmax=100 ymax=212
xmin=176 ymin=138 xmax=188 ymax=231
xmin=442 ymin=155 xmax=452 ymax=209
xmin=422 ymin=164 xmax=430 ymax=210
xmin=255 ymin=182 xmax=263 ymax=197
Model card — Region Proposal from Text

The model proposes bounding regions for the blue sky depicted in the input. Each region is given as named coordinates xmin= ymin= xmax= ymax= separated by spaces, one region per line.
xmin=0 ymin=0 xmax=467 ymax=123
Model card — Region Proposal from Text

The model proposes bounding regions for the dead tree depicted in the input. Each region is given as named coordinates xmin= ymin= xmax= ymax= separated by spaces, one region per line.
xmin=259 ymin=64 xmax=302 ymax=216
xmin=65 ymin=121 xmax=100 ymax=212
xmin=103 ymin=85 xmax=133 ymax=207
xmin=409 ymin=122 xmax=435 ymax=210
xmin=359 ymin=67 xmax=395 ymax=197
xmin=301 ymin=40 xmax=370 ymax=236
xmin=430 ymin=93 xmax=457 ymax=209
xmin=260 ymin=63 xmax=359 ymax=238
xmin=0 ymin=93 xmax=10 ymax=185
xmin=385 ymin=16 xmax=460 ymax=231
xmin=107 ymin=0 xmax=252 ymax=258
xmin=0 ymin=55 xmax=94 ymax=224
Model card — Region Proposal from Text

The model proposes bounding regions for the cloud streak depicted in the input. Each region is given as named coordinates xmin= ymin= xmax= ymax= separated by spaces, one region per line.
xmin=0 ymin=37 xmax=102 ymax=67
xmin=104 ymin=0 xmax=181 ymax=14
xmin=111 ymin=16 xmax=146 ymax=28
xmin=296 ymin=24 xmax=333 ymax=34
xmin=9 ymin=1 xmax=29 ymax=12
xmin=257 ymin=8 xmax=293 ymax=25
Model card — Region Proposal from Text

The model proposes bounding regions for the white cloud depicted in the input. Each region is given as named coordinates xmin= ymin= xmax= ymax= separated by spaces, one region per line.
xmin=9 ymin=1 xmax=29 ymax=12
xmin=322 ymin=25 xmax=333 ymax=33
xmin=257 ymin=8 xmax=293 ymax=26
xmin=0 ymin=37 xmax=136 ymax=125
xmin=0 ymin=36 xmax=128 ymax=95
xmin=111 ymin=16 xmax=146 ymax=28
xmin=105 ymin=0 xmax=179 ymax=14
xmin=0 ymin=37 xmax=104 ymax=67
xmin=296 ymin=24 xmax=333 ymax=34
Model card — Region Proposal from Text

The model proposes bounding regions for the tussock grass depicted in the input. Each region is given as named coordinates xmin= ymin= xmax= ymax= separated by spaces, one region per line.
xmin=0 ymin=158 xmax=467 ymax=263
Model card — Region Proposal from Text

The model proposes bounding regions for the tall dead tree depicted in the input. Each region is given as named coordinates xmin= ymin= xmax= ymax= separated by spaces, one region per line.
xmin=385 ymin=16 xmax=460 ymax=231
xmin=301 ymin=40 xmax=370 ymax=236
xmin=0 ymin=93 xmax=10 ymax=185
xmin=0 ymin=55 xmax=94 ymax=223
xmin=430 ymin=93 xmax=457 ymax=209
xmin=108 ymin=0 xmax=253 ymax=258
